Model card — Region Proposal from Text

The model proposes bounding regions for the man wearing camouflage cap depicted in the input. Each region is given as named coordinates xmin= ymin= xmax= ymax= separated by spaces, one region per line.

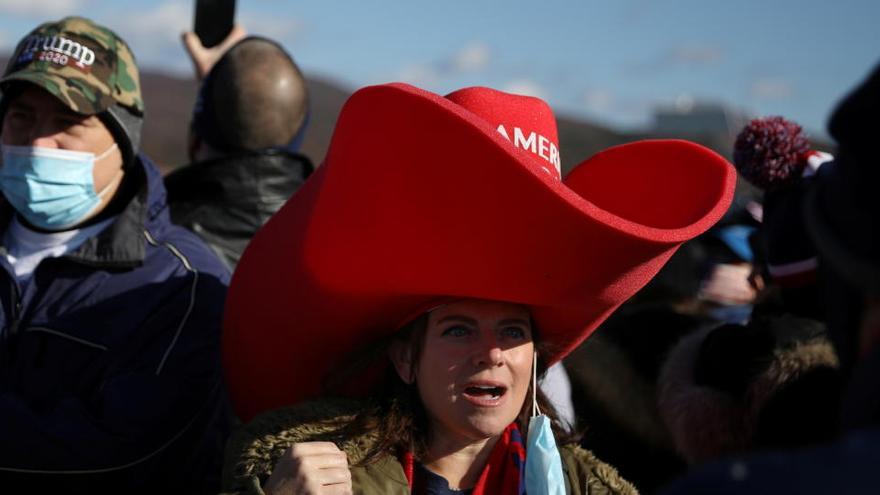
xmin=0 ymin=17 xmax=232 ymax=492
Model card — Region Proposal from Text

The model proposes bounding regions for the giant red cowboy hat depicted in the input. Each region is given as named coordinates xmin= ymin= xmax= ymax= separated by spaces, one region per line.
xmin=223 ymin=83 xmax=736 ymax=421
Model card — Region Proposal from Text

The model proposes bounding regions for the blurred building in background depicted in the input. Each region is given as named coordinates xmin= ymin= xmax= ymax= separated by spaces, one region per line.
xmin=653 ymin=98 xmax=751 ymax=140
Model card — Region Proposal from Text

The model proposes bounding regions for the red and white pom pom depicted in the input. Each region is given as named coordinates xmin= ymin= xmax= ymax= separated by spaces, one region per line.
xmin=733 ymin=116 xmax=811 ymax=190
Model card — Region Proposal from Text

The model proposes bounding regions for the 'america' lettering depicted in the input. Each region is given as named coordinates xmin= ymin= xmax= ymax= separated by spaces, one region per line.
xmin=514 ymin=127 xmax=537 ymax=153
xmin=496 ymin=124 xmax=561 ymax=175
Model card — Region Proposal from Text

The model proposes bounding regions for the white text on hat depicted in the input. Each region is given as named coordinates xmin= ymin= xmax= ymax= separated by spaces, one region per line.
xmin=18 ymin=35 xmax=96 ymax=71
xmin=496 ymin=124 xmax=561 ymax=177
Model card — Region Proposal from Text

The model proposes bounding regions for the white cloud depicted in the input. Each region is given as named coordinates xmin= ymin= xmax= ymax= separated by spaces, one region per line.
xmin=107 ymin=2 xmax=307 ymax=74
xmin=583 ymin=88 xmax=614 ymax=112
xmin=239 ymin=12 xmax=305 ymax=42
xmin=621 ymin=0 xmax=653 ymax=22
xmin=668 ymin=45 xmax=723 ymax=65
xmin=115 ymin=2 xmax=305 ymax=44
xmin=397 ymin=63 xmax=438 ymax=86
xmin=750 ymin=77 xmax=794 ymax=100
xmin=502 ymin=79 xmax=546 ymax=99
xmin=393 ymin=41 xmax=491 ymax=86
xmin=449 ymin=42 xmax=490 ymax=72
xmin=674 ymin=93 xmax=696 ymax=112
xmin=117 ymin=2 xmax=190 ymax=41
xmin=628 ymin=43 xmax=724 ymax=75
xmin=108 ymin=2 xmax=190 ymax=72
xmin=578 ymin=87 xmax=656 ymax=129
xmin=0 ymin=0 xmax=83 ymax=16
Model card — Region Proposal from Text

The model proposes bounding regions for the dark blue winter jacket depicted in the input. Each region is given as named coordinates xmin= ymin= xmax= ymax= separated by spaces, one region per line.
xmin=0 ymin=155 xmax=233 ymax=493
xmin=659 ymin=428 xmax=880 ymax=494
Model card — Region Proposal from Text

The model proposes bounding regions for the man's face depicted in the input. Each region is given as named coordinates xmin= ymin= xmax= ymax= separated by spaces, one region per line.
xmin=1 ymin=85 xmax=125 ymax=225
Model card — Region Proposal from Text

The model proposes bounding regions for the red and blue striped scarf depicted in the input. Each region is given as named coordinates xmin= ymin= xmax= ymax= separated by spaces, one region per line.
xmin=401 ymin=423 xmax=527 ymax=494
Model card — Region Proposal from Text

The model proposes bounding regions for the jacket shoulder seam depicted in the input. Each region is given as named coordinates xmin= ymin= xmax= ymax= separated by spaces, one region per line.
xmin=143 ymin=228 xmax=199 ymax=375
xmin=23 ymin=326 xmax=109 ymax=351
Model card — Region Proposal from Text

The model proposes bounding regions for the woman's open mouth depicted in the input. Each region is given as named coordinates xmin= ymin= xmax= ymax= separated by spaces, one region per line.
xmin=462 ymin=383 xmax=508 ymax=407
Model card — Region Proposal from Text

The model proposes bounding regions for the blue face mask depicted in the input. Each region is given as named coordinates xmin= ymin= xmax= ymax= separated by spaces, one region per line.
xmin=525 ymin=351 xmax=566 ymax=495
xmin=708 ymin=303 xmax=753 ymax=325
xmin=0 ymin=144 xmax=119 ymax=231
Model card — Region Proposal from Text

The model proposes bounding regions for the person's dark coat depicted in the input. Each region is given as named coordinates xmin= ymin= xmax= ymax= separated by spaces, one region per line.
xmin=164 ymin=150 xmax=313 ymax=271
xmin=0 ymin=155 xmax=233 ymax=493
xmin=657 ymin=315 xmax=841 ymax=465
xmin=659 ymin=427 xmax=880 ymax=495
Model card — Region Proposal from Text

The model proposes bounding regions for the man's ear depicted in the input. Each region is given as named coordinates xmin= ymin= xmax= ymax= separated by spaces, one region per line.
xmin=388 ymin=339 xmax=415 ymax=385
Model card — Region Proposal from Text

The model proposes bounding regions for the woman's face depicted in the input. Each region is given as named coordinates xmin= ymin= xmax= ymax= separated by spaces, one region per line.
xmin=395 ymin=299 xmax=534 ymax=443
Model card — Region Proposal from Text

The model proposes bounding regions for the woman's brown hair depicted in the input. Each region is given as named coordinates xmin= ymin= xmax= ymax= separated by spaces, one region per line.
xmin=323 ymin=312 xmax=579 ymax=466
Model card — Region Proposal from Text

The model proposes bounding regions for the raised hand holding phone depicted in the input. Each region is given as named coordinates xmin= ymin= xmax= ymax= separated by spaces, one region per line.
xmin=182 ymin=24 xmax=247 ymax=80
xmin=194 ymin=0 xmax=236 ymax=47
xmin=185 ymin=0 xmax=243 ymax=79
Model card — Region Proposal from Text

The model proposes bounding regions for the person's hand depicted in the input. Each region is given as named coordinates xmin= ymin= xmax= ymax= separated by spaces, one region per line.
xmin=263 ymin=441 xmax=352 ymax=495
xmin=181 ymin=24 xmax=247 ymax=80
xmin=699 ymin=262 xmax=758 ymax=306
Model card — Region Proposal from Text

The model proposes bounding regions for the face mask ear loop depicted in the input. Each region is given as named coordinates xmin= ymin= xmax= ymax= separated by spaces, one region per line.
xmin=94 ymin=169 xmax=124 ymax=199
xmin=94 ymin=143 xmax=119 ymax=162
xmin=532 ymin=349 xmax=541 ymax=418
xmin=92 ymin=143 xmax=123 ymax=198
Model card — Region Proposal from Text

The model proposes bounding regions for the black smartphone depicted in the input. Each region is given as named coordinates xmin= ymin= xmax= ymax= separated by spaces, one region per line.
xmin=194 ymin=0 xmax=236 ymax=48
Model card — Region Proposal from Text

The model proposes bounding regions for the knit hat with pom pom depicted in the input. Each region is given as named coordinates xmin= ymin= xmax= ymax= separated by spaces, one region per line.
xmin=733 ymin=117 xmax=833 ymax=288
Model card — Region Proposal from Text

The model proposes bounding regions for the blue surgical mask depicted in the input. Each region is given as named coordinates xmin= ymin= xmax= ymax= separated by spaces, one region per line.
xmin=708 ymin=303 xmax=753 ymax=325
xmin=525 ymin=351 xmax=566 ymax=495
xmin=0 ymin=144 xmax=120 ymax=231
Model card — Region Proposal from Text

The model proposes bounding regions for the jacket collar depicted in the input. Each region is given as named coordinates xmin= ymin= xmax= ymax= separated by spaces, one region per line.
xmin=164 ymin=149 xmax=313 ymax=204
xmin=66 ymin=163 xmax=148 ymax=268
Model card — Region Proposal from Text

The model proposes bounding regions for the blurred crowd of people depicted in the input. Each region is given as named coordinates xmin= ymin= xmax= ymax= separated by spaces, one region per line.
xmin=0 ymin=14 xmax=876 ymax=495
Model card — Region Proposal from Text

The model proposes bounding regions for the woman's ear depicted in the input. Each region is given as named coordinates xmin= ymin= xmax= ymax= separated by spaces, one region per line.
xmin=388 ymin=339 xmax=415 ymax=384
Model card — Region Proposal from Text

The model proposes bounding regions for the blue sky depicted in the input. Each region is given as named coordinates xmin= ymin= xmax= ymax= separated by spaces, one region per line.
xmin=1 ymin=0 xmax=877 ymax=139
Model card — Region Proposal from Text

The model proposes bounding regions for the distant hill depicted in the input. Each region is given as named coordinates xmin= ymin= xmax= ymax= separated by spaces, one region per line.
xmin=130 ymin=69 xmax=351 ymax=172
xmin=4 ymin=52 xmax=812 ymax=182
xmin=0 ymin=53 xmax=351 ymax=173
xmin=128 ymin=69 xmax=636 ymax=176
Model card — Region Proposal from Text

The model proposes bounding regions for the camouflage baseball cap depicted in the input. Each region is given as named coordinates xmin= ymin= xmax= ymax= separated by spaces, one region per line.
xmin=0 ymin=16 xmax=143 ymax=116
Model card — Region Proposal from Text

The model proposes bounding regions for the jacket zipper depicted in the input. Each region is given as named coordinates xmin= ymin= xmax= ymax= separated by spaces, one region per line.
xmin=5 ymin=277 xmax=22 ymax=341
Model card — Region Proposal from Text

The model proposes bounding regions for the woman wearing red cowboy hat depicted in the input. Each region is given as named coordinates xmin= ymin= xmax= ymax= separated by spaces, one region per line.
xmin=220 ymin=84 xmax=736 ymax=494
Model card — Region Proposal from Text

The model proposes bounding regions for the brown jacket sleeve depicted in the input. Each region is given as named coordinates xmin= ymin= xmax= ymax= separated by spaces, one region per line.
xmin=561 ymin=444 xmax=640 ymax=495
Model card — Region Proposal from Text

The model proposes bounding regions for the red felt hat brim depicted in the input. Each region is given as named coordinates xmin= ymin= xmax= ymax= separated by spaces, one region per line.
xmin=223 ymin=83 xmax=736 ymax=421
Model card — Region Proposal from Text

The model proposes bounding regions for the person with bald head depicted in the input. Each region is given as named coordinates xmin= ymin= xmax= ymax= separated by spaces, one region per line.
xmin=165 ymin=27 xmax=313 ymax=270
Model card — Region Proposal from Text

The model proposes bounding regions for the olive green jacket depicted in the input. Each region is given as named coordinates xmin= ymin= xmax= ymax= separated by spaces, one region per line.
xmin=222 ymin=398 xmax=638 ymax=495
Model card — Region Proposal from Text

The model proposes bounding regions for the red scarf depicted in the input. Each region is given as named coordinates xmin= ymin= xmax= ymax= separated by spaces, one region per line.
xmin=401 ymin=423 xmax=527 ymax=494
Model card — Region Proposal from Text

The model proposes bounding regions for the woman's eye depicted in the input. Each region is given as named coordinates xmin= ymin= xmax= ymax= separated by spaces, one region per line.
xmin=502 ymin=326 xmax=527 ymax=339
xmin=441 ymin=325 xmax=470 ymax=337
